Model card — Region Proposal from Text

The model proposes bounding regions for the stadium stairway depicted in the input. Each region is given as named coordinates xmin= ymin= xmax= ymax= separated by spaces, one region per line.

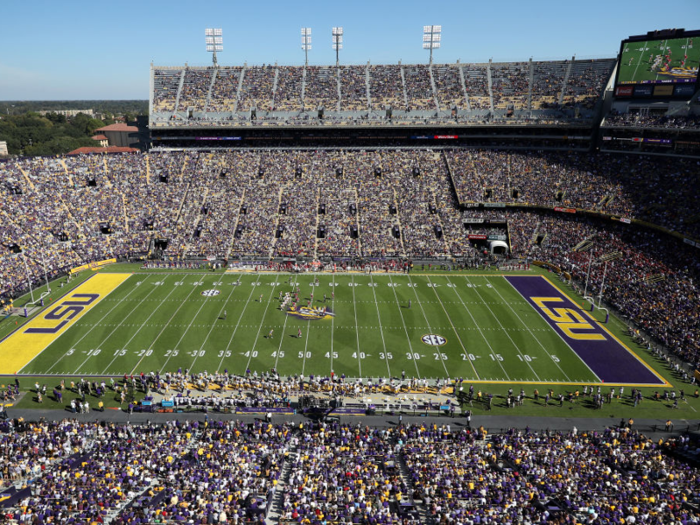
xmin=397 ymin=453 xmax=431 ymax=523
xmin=265 ymin=446 xmax=298 ymax=524
xmin=457 ymin=64 xmax=471 ymax=111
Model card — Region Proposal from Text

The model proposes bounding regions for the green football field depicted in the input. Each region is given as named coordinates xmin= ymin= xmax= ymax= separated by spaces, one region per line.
xmin=618 ymin=36 xmax=699 ymax=84
xmin=1 ymin=270 xmax=663 ymax=385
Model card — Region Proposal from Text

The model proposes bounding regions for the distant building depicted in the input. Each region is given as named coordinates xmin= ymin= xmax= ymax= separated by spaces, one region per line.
xmin=91 ymin=134 xmax=109 ymax=147
xmin=94 ymin=123 xmax=139 ymax=148
xmin=67 ymin=146 xmax=139 ymax=155
xmin=38 ymin=109 xmax=95 ymax=118
xmin=0 ymin=141 xmax=7 ymax=156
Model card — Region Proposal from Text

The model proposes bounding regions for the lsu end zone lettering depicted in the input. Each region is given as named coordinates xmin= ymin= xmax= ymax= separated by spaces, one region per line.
xmin=0 ymin=273 xmax=130 ymax=374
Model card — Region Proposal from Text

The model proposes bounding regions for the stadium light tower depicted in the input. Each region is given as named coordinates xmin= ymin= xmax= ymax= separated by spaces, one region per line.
xmin=301 ymin=28 xmax=312 ymax=67
xmin=205 ymin=28 xmax=223 ymax=67
xmin=423 ymin=25 xmax=441 ymax=65
xmin=332 ymin=27 xmax=343 ymax=66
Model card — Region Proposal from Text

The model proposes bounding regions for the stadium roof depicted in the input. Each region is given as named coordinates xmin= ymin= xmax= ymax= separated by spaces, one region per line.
xmin=95 ymin=123 xmax=138 ymax=132
xmin=68 ymin=146 xmax=139 ymax=155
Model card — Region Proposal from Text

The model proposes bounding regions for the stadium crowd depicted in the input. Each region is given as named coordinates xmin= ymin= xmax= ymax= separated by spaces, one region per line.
xmin=2 ymin=419 xmax=700 ymax=524
xmin=604 ymin=112 xmax=700 ymax=129
xmin=149 ymin=59 xmax=614 ymax=121
xmin=1 ymin=148 xmax=699 ymax=367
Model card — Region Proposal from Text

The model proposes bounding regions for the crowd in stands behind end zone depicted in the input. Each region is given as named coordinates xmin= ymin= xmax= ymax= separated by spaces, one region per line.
xmin=2 ymin=419 xmax=700 ymax=524
xmin=1 ymin=149 xmax=699 ymax=365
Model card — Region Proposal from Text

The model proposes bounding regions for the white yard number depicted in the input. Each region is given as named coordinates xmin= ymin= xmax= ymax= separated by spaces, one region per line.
xmin=298 ymin=351 xmax=311 ymax=359
xmin=325 ymin=352 xmax=338 ymax=359
xmin=490 ymin=353 xmax=503 ymax=361
xmin=352 ymin=352 xmax=366 ymax=359
xmin=461 ymin=353 xmax=476 ymax=361
xmin=272 ymin=351 xmax=285 ymax=358
xmin=379 ymin=352 xmax=393 ymax=360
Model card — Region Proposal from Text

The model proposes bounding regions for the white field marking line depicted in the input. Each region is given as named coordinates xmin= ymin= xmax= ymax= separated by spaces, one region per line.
xmin=271 ymin=277 xmax=299 ymax=372
xmin=188 ymin=276 xmax=241 ymax=372
xmin=101 ymin=277 xmax=192 ymax=374
xmin=369 ymin=274 xmax=392 ymax=378
xmin=487 ymin=276 xmax=572 ymax=381
xmin=41 ymin=275 xmax=147 ymax=374
xmin=425 ymin=276 xmax=479 ymax=380
xmin=147 ymin=276 xmax=217 ymax=375
xmin=409 ymin=275 xmax=450 ymax=378
xmin=330 ymin=274 xmax=335 ymax=375
xmin=350 ymin=275 xmax=362 ymax=377
xmin=506 ymin=276 xmax=602 ymax=383
xmin=388 ymin=274 xmax=421 ymax=379
xmin=446 ymin=276 xmax=510 ymax=379
xmin=631 ymin=40 xmax=647 ymax=81
xmin=301 ymin=317 xmax=311 ymax=376
xmin=216 ymin=273 xmax=261 ymax=374
xmin=252 ymin=276 xmax=286 ymax=373
xmin=73 ymin=276 xmax=168 ymax=374
xmin=464 ymin=276 xmax=540 ymax=380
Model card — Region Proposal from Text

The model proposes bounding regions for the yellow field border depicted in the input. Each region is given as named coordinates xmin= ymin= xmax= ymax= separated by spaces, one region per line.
xmin=541 ymin=275 xmax=670 ymax=388
xmin=0 ymin=274 xmax=131 ymax=374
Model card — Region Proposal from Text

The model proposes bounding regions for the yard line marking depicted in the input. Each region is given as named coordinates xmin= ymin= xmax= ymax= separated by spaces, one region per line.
xmin=301 ymin=314 xmax=312 ymax=376
xmin=369 ymin=274 xmax=392 ymax=378
xmin=271 ymin=276 xmax=297 ymax=372
xmin=426 ymin=276 xmax=479 ymax=380
xmin=74 ymin=276 xmax=170 ymax=375
xmin=101 ymin=276 xmax=195 ymax=374
xmin=188 ymin=276 xmax=240 ymax=372
xmin=488 ymin=276 xmax=573 ymax=381
xmin=350 ymin=275 xmax=362 ymax=377
xmin=631 ymin=40 xmax=648 ymax=81
xmin=217 ymin=273 xmax=261 ymax=374
xmin=42 ymin=275 xmax=147 ymax=374
xmin=258 ymin=277 xmax=288 ymax=371
xmin=147 ymin=276 xmax=216 ymax=375
xmin=388 ymin=274 xmax=421 ymax=379
xmin=409 ymin=276 xmax=450 ymax=378
xmin=330 ymin=273 xmax=335 ymax=375
xmin=464 ymin=276 xmax=540 ymax=380
xmin=447 ymin=276 xmax=510 ymax=380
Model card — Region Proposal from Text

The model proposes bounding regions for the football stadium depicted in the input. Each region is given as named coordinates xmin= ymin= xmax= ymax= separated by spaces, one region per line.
xmin=1 ymin=13 xmax=700 ymax=523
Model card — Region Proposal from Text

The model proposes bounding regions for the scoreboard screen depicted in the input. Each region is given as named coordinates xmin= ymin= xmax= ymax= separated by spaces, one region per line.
xmin=615 ymin=30 xmax=700 ymax=98
xmin=617 ymin=34 xmax=699 ymax=86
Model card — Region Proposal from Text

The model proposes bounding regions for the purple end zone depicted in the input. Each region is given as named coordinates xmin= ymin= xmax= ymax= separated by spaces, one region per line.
xmin=506 ymin=276 xmax=664 ymax=385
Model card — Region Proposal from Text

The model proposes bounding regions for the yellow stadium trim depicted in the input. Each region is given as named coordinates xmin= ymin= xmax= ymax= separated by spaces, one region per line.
xmin=0 ymin=273 xmax=131 ymax=374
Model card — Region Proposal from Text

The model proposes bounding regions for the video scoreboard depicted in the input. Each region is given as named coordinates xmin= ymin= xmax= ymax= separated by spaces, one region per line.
xmin=614 ymin=28 xmax=699 ymax=98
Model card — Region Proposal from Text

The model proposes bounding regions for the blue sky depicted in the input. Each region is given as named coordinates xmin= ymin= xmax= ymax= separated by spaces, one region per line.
xmin=0 ymin=0 xmax=697 ymax=100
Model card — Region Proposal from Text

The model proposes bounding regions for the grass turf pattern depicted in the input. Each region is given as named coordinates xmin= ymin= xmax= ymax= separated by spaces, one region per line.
xmin=3 ymin=270 xmax=662 ymax=386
